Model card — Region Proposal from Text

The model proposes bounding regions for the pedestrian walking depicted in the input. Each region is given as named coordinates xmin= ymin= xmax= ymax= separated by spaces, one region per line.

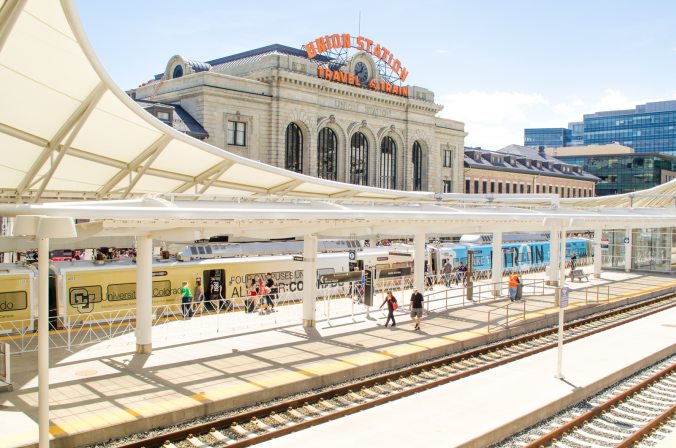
xmin=180 ymin=281 xmax=193 ymax=319
xmin=442 ymin=259 xmax=453 ymax=287
xmin=379 ymin=290 xmax=398 ymax=327
xmin=257 ymin=277 xmax=270 ymax=313
xmin=265 ymin=272 xmax=277 ymax=312
xmin=508 ymin=273 xmax=520 ymax=301
xmin=193 ymin=277 xmax=204 ymax=315
xmin=454 ymin=261 xmax=466 ymax=286
xmin=409 ymin=287 xmax=424 ymax=330
xmin=209 ymin=275 xmax=224 ymax=311
xmin=424 ymin=261 xmax=433 ymax=291
xmin=246 ymin=278 xmax=257 ymax=313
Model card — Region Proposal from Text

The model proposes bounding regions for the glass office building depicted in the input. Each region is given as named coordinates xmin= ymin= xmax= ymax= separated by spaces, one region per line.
xmin=524 ymin=128 xmax=572 ymax=148
xmin=556 ymin=152 xmax=676 ymax=196
xmin=525 ymin=100 xmax=676 ymax=156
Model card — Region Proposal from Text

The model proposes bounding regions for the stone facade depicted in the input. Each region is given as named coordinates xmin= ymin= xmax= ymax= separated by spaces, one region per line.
xmin=131 ymin=46 xmax=466 ymax=192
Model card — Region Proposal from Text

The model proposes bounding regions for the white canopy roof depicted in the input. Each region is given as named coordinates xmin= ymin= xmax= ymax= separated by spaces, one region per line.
xmin=0 ymin=0 xmax=673 ymax=245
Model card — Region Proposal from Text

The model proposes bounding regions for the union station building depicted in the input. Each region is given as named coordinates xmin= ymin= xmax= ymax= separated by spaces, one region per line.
xmin=130 ymin=38 xmax=466 ymax=193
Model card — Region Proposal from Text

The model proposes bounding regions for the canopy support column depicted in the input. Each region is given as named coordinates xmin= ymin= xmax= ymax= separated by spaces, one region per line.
xmin=414 ymin=232 xmax=426 ymax=292
xmin=303 ymin=233 xmax=317 ymax=327
xmin=38 ymin=236 xmax=50 ymax=448
xmin=135 ymin=235 xmax=153 ymax=354
xmin=492 ymin=231 xmax=503 ymax=296
xmin=624 ymin=227 xmax=632 ymax=272
xmin=548 ymin=229 xmax=560 ymax=286
xmin=594 ymin=228 xmax=603 ymax=278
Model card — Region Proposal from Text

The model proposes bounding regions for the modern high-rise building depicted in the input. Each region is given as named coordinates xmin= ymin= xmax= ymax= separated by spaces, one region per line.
xmin=523 ymin=127 xmax=572 ymax=148
xmin=525 ymin=100 xmax=676 ymax=156
xmin=545 ymin=145 xmax=676 ymax=196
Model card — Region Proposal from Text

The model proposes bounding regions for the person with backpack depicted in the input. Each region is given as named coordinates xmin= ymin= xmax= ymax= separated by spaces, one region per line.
xmin=379 ymin=290 xmax=398 ymax=327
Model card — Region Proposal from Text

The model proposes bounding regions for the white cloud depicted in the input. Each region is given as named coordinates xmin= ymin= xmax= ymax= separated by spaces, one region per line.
xmin=437 ymin=89 xmax=648 ymax=149
xmin=593 ymin=89 xmax=636 ymax=111
xmin=438 ymin=90 xmax=548 ymax=149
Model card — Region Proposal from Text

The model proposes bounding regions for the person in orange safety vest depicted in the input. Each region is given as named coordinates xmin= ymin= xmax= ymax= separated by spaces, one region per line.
xmin=508 ymin=273 xmax=520 ymax=301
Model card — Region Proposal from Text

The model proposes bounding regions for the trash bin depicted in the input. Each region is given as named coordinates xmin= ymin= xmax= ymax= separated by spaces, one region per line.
xmin=515 ymin=282 xmax=523 ymax=300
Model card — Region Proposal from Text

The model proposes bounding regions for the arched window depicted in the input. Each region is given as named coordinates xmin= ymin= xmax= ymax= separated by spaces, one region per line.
xmin=349 ymin=132 xmax=369 ymax=185
xmin=317 ymin=128 xmax=338 ymax=180
xmin=285 ymin=123 xmax=303 ymax=173
xmin=412 ymin=141 xmax=425 ymax=191
xmin=172 ymin=65 xmax=183 ymax=79
xmin=379 ymin=136 xmax=397 ymax=189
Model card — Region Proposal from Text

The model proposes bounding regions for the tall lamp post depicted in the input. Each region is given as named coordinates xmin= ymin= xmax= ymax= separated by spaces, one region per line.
xmin=555 ymin=228 xmax=568 ymax=379
xmin=13 ymin=215 xmax=77 ymax=448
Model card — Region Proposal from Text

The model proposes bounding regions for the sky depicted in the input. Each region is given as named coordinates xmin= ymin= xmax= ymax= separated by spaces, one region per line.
xmin=75 ymin=0 xmax=676 ymax=149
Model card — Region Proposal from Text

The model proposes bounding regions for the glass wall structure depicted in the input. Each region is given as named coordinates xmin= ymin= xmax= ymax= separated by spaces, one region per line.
xmin=569 ymin=121 xmax=584 ymax=146
xmin=557 ymin=153 xmax=676 ymax=196
xmin=631 ymin=228 xmax=673 ymax=273
xmin=584 ymin=101 xmax=676 ymax=156
xmin=602 ymin=229 xmax=626 ymax=269
xmin=524 ymin=128 xmax=572 ymax=148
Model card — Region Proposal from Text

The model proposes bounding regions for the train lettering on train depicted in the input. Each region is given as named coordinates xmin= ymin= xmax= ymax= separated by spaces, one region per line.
xmin=0 ymin=235 xmax=590 ymax=333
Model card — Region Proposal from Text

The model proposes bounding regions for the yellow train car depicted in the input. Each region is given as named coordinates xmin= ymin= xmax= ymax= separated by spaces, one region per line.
xmin=51 ymin=252 xmax=350 ymax=326
xmin=0 ymin=244 xmax=415 ymax=333
xmin=0 ymin=264 xmax=35 ymax=333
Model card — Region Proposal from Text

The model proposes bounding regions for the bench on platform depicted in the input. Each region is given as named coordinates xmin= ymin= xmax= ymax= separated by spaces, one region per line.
xmin=569 ymin=269 xmax=589 ymax=282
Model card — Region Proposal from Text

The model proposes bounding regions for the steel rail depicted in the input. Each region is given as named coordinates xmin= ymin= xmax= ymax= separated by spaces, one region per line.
xmin=117 ymin=294 xmax=676 ymax=448
xmin=523 ymin=363 xmax=675 ymax=448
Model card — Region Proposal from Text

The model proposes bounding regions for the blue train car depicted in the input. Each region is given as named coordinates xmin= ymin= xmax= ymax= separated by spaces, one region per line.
xmin=428 ymin=236 xmax=591 ymax=274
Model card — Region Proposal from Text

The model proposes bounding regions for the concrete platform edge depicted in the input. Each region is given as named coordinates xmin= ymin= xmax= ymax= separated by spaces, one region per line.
xmin=457 ymin=343 xmax=676 ymax=448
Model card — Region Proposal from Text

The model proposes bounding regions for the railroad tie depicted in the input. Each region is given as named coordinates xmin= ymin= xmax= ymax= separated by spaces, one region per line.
xmin=187 ymin=434 xmax=207 ymax=447
xmin=303 ymin=402 xmax=326 ymax=416
xmin=269 ymin=411 xmax=291 ymax=426
xmin=230 ymin=422 xmax=254 ymax=438
xmin=209 ymin=428 xmax=228 ymax=443
xmin=287 ymin=407 xmax=310 ymax=420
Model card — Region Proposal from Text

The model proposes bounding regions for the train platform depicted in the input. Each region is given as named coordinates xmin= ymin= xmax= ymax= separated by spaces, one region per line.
xmin=255 ymin=296 xmax=676 ymax=448
xmin=1 ymin=267 xmax=675 ymax=448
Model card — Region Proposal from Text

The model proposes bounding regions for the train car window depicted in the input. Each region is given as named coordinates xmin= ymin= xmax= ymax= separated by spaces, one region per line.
xmin=205 ymin=246 xmax=213 ymax=255
xmin=375 ymin=263 xmax=390 ymax=273
xmin=317 ymin=267 xmax=335 ymax=276
xmin=0 ymin=291 xmax=28 ymax=312
xmin=197 ymin=246 xmax=206 ymax=255
xmin=190 ymin=246 xmax=198 ymax=255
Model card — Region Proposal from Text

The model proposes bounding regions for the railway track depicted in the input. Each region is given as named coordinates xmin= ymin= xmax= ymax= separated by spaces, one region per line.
xmin=103 ymin=294 xmax=676 ymax=448
xmin=498 ymin=357 xmax=675 ymax=448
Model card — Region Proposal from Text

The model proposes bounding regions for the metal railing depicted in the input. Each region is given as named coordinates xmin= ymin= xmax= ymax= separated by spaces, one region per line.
xmin=423 ymin=278 xmax=546 ymax=312
xmin=487 ymin=300 xmax=527 ymax=332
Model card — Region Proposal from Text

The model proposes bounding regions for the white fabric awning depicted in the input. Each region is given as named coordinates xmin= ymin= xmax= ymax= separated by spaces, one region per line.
xmin=0 ymin=0 xmax=674 ymax=224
